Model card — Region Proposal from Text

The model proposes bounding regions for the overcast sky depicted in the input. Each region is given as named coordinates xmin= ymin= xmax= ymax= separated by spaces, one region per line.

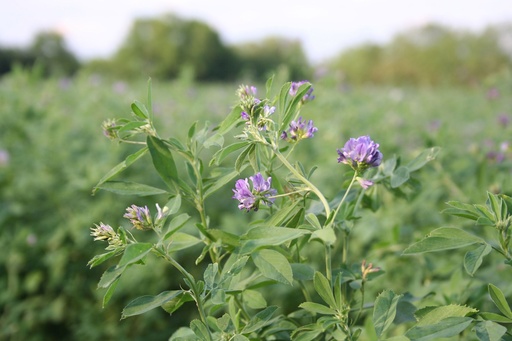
xmin=1 ymin=0 xmax=512 ymax=63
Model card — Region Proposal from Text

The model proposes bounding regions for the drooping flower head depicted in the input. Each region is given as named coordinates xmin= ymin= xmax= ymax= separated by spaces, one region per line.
xmin=232 ymin=172 xmax=277 ymax=211
xmin=102 ymin=119 xmax=118 ymax=140
xmin=337 ymin=135 xmax=383 ymax=173
xmin=290 ymin=80 xmax=315 ymax=103
xmin=124 ymin=204 xmax=153 ymax=230
xmin=90 ymin=222 xmax=124 ymax=249
xmin=281 ymin=117 xmax=318 ymax=142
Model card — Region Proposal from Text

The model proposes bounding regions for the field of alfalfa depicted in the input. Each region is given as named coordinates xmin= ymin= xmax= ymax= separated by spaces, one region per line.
xmin=1 ymin=67 xmax=511 ymax=340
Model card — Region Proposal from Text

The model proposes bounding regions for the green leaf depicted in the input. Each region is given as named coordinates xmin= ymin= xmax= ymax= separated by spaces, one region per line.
xmin=403 ymin=227 xmax=483 ymax=254
xmin=314 ymin=271 xmax=336 ymax=309
xmin=443 ymin=201 xmax=482 ymax=220
xmin=489 ymin=284 xmax=512 ymax=319
xmin=117 ymin=243 xmax=153 ymax=268
xmin=163 ymin=194 xmax=182 ymax=216
xmin=166 ymin=233 xmax=201 ymax=253
xmin=390 ymin=166 xmax=410 ymax=188
xmin=252 ymin=249 xmax=293 ymax=285
xmin=163 ymin=213 xmax=191 ymax=240
xmin=131 ymin=100 xmax=149 ymax=119
xmin=162 ymin=291 xmax=195 ymax=315
xmin=406 ymin=147 xmax=440 ymax=172
xmin=97 ymin=180 xmax=167 ymax=196
xmin=479 ymin=312 xmax=512 ymax=324
xmin=264 ymin=199 xmax=302 ymax=227
xmin=98 ymin=265 xmax=125 ymax=289
xmin=169 ymin=327 xmax=196 ymax=341
xmin=204 ymin=169 xmax=240 ymax=199
xmin=209 ymin=141 xmax=250 ymax=166
xmin=373 ymin=290 xmax=402 ymax=338
xmin=190 ymin=319 xmax=210 ymax=341
xmin=299 ymin=302 xmax=337 ymax=315
xmin=310 ymin=227 xmax=337 ymax=246
xmin=121 ymin=290 xmax=183 ymax=319
xmin=382 ymin=155 xmax=397 ymax=176
xmin=216 ymin=105 xmax=243 ymax=136
xmin=474 ymin=320 xmax=507 ymax=341
xmin=464 ymin=243 xmax=492 ymax=276
xmin=243 ymin=289 xmax=267 ymax=309
xmin=87 ymin=250 xmax=119 ymax=268
xmin=92 ymin=147 xmax=148 ymax=194
xmin=239 ymin=227 xmax=309 ymax=254
xmin=415 ymin=304 xmax=477 ymax=325
xmin=305 ymin=213 xmax=322 ymax=229
xmin=207 ymin=229 xmax=240 ymax=248
xmin=102 ymin=277 xmax=119 ymax=307
xmin=241 ymin=306 xmax=278 ymax=334
xmin=405 ymin=317 xmax=473 ymax=341
xmin=280 ymin=83 xmax=311 ymax=131
xmin=117 ymin=121 xmax=148 ymax=135
xmin=291 ymin=263 xmax=315 ymax=281
xmin=487 ymin=192 xmax=502 ymax=220
xmin=147 ymin=135 xmax=178 ymax=190
xmin=235 ymin=143 xmax=255 ymax=173
xmin=203 ymin=133 xmax=224 ymax=149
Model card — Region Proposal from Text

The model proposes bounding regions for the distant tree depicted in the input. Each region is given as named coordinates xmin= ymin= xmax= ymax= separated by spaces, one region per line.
xmin=233 ymin=37 xmax=312 ymax=82
xmin=330 ymin=23 xmax=512 ymax=86
xmin=0 ymin=47 xmax=35 ymax=76
xmin=113 ymin=14 xmax=237 ymax=80
xmin=29 ymin=31 xmax=80 ymax=76
xmin=329 ymin=43 xmax=382 ymax=84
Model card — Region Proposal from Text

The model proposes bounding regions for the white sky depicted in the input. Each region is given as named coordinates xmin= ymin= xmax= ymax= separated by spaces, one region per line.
xmin=1 ymin=0 xmax=512 ymax=63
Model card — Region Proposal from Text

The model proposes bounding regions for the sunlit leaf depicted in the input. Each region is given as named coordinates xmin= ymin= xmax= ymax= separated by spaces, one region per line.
xmin=121 ymin=290 xmax=183 ymax=319
xmin=252 ymin=249 xmax=293 ymax=285
xmin=373 ymin=290 xmax=402 ymax=338
xmin=403 ymin=227 xmax=483 ymax=254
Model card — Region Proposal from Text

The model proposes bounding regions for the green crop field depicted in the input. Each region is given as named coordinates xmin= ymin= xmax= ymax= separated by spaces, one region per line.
xmin=1 ymin=67 xmax=511 ymax=340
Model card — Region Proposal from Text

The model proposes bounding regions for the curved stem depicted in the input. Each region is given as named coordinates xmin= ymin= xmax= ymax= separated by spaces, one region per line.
xmin=332 ymin=172 xmax=358 ymax=224
xmin=273 ymin=150 xmax=331 ymax=217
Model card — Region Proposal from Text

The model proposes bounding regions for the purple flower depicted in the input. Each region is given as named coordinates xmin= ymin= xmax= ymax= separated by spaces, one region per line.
xmin=337 ymin=136 xmax=383 ymax=172
xmin=124 ymin=204 xmax=153 ymax=230
xmin=281 ymin=117 xmax=318 ymax=142
xmin=233 ymin=172 xmax=277 ymax=211
xmin=356 ymin=177 xmax=374 ymax=189
xmin=498 ymin=113 xmax=510 ymax=128
xmin=290 ymin=80 xmax=315 ymax=102
xmin=241 ymin=111 xmax=250 ymax=121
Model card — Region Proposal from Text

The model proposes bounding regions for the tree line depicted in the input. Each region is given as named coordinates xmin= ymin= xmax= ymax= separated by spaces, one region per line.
xmin=1 ymin=13 xmax=511 ymax=85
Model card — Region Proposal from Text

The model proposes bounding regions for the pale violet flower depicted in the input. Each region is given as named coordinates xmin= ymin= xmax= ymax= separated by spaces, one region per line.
xmin=337 ymin=135 xmax=383 ymax=172
xmin=281 ymin=117 xmax=318 ymax=142
xmin=232 ymin=172 xmax=277 ymax=211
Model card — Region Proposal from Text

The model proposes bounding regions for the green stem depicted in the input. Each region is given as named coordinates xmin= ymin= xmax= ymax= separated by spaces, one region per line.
xmin=332 ymin=172 xmax=358 ymax=224
xmin=326 ymin=244 xmax=333 ymax=283
xmin=274 ymin=150 xmax=331 ymax=217
xmin=157 ymin=248 xmax=213 ymax=341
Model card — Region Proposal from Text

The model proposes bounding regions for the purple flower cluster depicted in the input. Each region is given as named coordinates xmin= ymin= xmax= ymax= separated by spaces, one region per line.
xmin=337 ymin=135 xmax=383 ymax=173
xmin=281 ymin=117 xmax=318 ymax=142
xmin=290 ymin=81 xmax=315 ymax=102
xmin=238 ymin=85 xmax=261 ymax=120
xmin=232 ymin=173 xmax=277 ymax=211
xmin=124 ymin=204 xmax=153 ymax=230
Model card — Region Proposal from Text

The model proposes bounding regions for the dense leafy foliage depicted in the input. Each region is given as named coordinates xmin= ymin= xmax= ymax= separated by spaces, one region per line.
xmin=1 ymin=67 xmax=511 ymax=339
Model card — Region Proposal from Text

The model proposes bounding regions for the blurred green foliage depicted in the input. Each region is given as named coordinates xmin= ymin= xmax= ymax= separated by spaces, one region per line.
xmin=331 ymin=23 xmax=512 ymax=86
xmin=0 ymin=64 xmax=511 ymax=339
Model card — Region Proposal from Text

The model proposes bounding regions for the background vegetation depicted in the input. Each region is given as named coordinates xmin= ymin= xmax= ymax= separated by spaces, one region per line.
xmin=1 ymin=11 xmax=512 ymax=341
